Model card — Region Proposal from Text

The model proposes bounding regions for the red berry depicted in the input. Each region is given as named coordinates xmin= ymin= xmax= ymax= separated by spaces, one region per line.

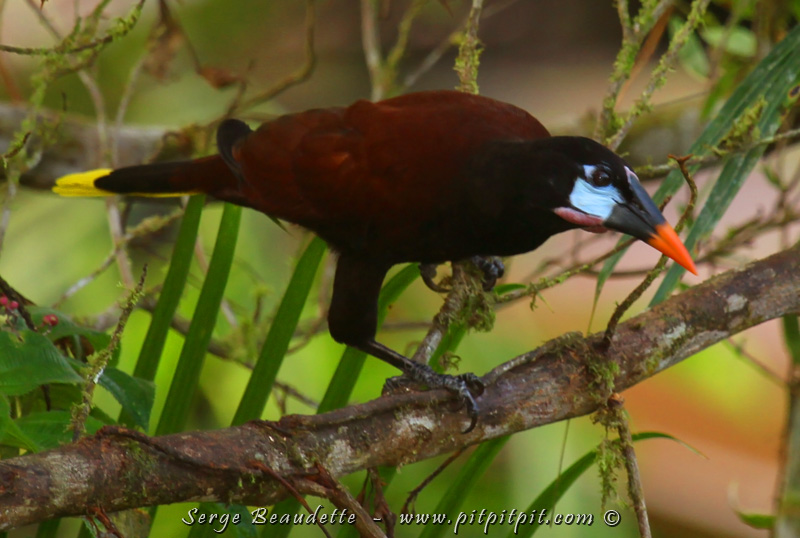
xmin=8 ymin=300 xmax=18 ymax=310
xmin=0 ymin=296 xmax=7 ymax=307
xmin=43 ymin=314 xmax=59 ymax=326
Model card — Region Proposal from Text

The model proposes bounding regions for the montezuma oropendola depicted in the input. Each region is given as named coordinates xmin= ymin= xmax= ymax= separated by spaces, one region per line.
xmin=55 ymin=90 xmax=697 ymax=432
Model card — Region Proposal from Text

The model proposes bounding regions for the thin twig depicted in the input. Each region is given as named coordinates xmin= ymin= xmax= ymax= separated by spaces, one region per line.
xmin=609 ymin=394 xmax=651 ymax=538
xmin=112 ymin=54 xmax=148 ymax=165
xmin=401 ymin=448 xmax=465 ymax=515
xmin=384 ymin=0 xmax=427 ymax=80
xmin=607 ymin=0 xmax=712 ymax=150
xmin=726 ymin=338 xmax=786 ymax=386
xmin=412 ymin=264 xmax=469 ymax=363
xmin=232 ymin=0 xmax=316 ymax=113
xmin=248 ymin=462 xmax=335 ymax=538
xmin=409 ymin=0 xmax=488 ymax=366
xmin=71 ymin=267 xmax=147 ymax=441
xmin=53 ymin=208 xmax=184 ymax=306
xmin=495 ymin=236 xmax=637 ymax=305
xmin=360 ymin=0 xmax=384 ymax=101
xmin=595 ymin=0 xmax=679 ymax=143
xmin=602 ymin=154 xmax=697 ymax=345
xmin=616 ymin=6 xmax=672 ymax=105
xmin=454 ymin=0 xmax=484 ymax=95
xmin=308 ymin=463 xmax=386 ymax=538
xmin=105 ymin=198 xmax=135 ymax=289
xmin=22 ymin=0 xmax=145 ymax=291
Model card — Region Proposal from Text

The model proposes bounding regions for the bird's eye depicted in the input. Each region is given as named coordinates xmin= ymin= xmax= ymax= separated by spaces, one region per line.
xmin=590 ymin=167 xmax=612 ymax=187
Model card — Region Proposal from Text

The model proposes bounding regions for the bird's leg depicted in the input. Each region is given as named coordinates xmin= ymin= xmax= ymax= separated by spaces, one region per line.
xmin=329 ymin=254 xmax=484 ymax=431
xmin=469 ymin=256 xmax=505 ymax=291
xmin=419 ymin=263 xmax=450 ymax=293
xmin=359 ymin=339 xmax=484 ymax=433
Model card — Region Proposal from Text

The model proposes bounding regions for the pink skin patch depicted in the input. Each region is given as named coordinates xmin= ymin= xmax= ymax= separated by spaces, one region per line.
xmin=553 ymin=207 xmax=608 ymax=234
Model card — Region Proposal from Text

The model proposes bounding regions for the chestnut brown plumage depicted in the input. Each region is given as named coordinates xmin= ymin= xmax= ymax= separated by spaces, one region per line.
xmin=55 ymin=90 xmax=697 ymax=431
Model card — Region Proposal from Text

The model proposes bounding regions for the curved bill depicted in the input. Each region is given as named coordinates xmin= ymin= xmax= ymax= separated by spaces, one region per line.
xmin=603 ymin=170 xmax=698 ymax=275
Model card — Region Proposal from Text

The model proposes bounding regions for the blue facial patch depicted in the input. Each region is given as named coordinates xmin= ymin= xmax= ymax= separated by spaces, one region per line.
xmin=568 ymin=165 xmax=623 ymax=220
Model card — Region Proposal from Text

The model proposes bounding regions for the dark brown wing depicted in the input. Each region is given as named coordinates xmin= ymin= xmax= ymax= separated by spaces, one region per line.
xmin=231 ymin=91 xmax=550 ymax=257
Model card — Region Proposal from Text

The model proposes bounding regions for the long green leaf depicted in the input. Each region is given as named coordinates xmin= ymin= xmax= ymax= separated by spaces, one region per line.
xmin=133 ymin=195 xmax=204 ymax=383
xmin=419 ymin=436 xmax=511 ymax=538
xmin=155 ymin=203 xmax=241 ymax=436
xmin=190 ymin=238 xmax=326 ymax=538
xmin=783 ymin=316 xmax=800 ymax=365
xmin=100 ymin=367 xmax=154 ymax=430
xmin=34 ymin=519 xmax=61 ymax=538
xmin=596 ymin=24 xmax=800 ymax=303
xmin=118 ymin=195 xmax=201 ymax=440
xmin=232 ymin=236 xmax=326 ymax=426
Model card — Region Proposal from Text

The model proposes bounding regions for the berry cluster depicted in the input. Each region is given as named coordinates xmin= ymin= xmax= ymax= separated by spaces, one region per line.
xmin=0 ymin=295 xmax=59 ymax=329
xmin=0 ymin=295 xmax=19 ymax=311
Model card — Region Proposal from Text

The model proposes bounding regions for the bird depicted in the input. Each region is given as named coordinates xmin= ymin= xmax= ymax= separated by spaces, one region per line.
xmin=54 ymin=90 xmax=697 ymax=432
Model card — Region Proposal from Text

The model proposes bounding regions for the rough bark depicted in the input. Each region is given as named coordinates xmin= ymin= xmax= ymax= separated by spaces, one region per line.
xmin=1 ymin=242 xmax=798 ymax=530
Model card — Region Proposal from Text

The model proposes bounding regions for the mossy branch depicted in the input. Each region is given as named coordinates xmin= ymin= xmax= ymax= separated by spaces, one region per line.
xmin=606 ymin=0 xmax=712 ymax=150
xmin=0 ymin=0 xmax=144 ymax=57
xmin=594 ymin=0 xmax=674 ymax=142
xmin=454 ymin=0 xmax=484 ymax=95
xmin=2 ymin=241 xmax=799 ymax=530
xmin=595 ymin=0 xmax=712 ymax=148
xmin=70 ymin=268 xmax=146 ymax=440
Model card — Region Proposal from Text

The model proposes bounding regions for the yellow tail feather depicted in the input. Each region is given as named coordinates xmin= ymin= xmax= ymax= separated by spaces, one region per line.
xmin=53 ymin=168 xmax=201 ymax=198
xmin=53 ymin=169 xmax=115 ymax=197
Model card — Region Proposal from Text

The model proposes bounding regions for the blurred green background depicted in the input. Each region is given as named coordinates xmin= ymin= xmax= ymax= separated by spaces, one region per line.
xmin=1 ymin=0 xmax=793 ymax=536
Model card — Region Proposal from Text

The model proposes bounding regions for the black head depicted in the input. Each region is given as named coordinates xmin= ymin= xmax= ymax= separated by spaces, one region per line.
xmin=514 ymin=136 xmax=697 ymax=274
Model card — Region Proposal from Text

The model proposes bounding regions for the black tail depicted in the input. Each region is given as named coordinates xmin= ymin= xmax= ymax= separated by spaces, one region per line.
xmin=91 ymin=155 xmax=234 ymax=197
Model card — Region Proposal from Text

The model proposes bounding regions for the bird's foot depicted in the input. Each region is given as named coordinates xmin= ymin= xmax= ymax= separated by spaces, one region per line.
xmin=420 ymin=257 xmax=505 ymax=293
xmin=364 ymin=339 xmax=484 ymax=432
xmin=384 ymin=360 xmax=485 ymax=433
xmin=419 ymin=263 xmax=450 ymax=293
xmin=469 ymin=256 xmax=505 ymax=291
xmin=383 ymin=374 xmax=419 ymax=394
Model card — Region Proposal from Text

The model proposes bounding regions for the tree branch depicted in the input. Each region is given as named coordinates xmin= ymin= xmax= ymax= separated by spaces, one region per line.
xmin=0 ymin=103 xmax=194 ymax=191
xmin=2 ymin=242 xmax=798 ymax=530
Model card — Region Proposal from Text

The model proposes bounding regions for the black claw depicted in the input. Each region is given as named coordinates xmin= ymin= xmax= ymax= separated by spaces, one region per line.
xmin=458 ymin=373 xmax=485 ymax=397
xmin=419 ymin=263 xmax=450 ymax=293
xmin=463 ymin=406 xmax=479 ymax=434
xmin=455 ymin=384 xmax=480 ymax=434
xmin=382 ymin=375 xmax=417 ymax=395
xmin=469 ymin=256 xmax=505 ymax=291
xmin=400 ymin=362 xmax=483 ymax=433
xmin=360 ymin=340 xmax=484 ymax=433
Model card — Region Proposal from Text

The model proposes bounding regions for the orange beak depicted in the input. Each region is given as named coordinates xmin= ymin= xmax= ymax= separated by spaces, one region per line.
xmin=597 ymin=168 xmax=698 ymax=276
xmin=646 ymin=222 xmax=697 ymax=275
